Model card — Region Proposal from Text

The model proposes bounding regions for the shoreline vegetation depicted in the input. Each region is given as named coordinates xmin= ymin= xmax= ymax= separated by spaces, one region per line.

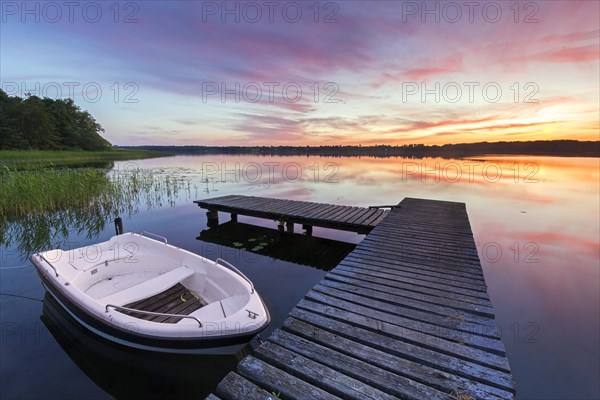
xmin=0 ymin=149 xmax=168 ymax=168
xmin=0 ymin=164 xmax=189 ymax=255
xmin=119 ymin=140 xmax=600 ymax=158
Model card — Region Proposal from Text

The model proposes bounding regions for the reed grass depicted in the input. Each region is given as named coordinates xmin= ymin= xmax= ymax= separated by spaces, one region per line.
xmin=0 ymin=149 xmax=165 ymax=168
xmin=0 ymin=166 xmax=109 ymax=219
xmin=0 ymin=164 xmax=190 ymax=255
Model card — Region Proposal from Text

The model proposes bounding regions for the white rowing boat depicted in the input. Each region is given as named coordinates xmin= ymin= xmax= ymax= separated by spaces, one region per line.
xmin=30 ymin=232 xmax=270 ymax=351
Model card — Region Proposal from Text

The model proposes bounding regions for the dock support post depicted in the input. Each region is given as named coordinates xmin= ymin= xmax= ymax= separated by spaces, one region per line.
xmin=302 ymin=224 xmax=313 ymax=236
xmin=286 ymin=222 xmax=294 ymax=233
xmin=114 ymin=217 xmax=124 ymax=235
xmin=206 ymin=210 xmax=219 ymax=227
xmin=230 ymin=213 xmax=238 ymax=222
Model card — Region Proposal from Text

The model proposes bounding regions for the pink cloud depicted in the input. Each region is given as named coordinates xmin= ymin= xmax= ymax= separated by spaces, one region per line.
xmin=527 ymin=45 xmax=600 ymax=63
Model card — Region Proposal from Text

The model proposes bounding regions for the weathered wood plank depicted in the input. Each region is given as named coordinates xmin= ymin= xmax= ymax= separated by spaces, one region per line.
xmin=341 ymin=255 xmax=487 ymax=286
xmin=362 ymin=209 xmax=389 ymax=226
xmin=317 ymin=279 xmax=498 ymax=330
xmin=255 ymin=341 xmax=399 ymax=400
xmin=366 ymin=227 xmax=477 ymax=247
xmin=321 ymin=205 xmax=353 ymax=221
xmin=277 ymin=322 xmax=514 ymax=399
xmin=361 ymin=239 xmax=482 ymax=266
xmin=295 ymin=300 xmax=509 ymax=371
xmin=339 ymin=259 xmax=489 ymax=292
xmin=330 ymin=206 xmax=362 ymax=222
xmin=287 ymin=309 xmax=515 ymax=392
xmin=237 ymin=356 xmax=341 ymax=400
xmin=265 ymin=331 xmax=456 ymax=400
xmin=361 ymin=234 xmax=480 ymax=261
xmin=311 ymin=284 xmax=500 ymax=339
xmin=357 ymin=239 xmax=483 ymax=267
xmin=301 ymin=203 xmax=338 ymax=219
xmin=215 ymin=372 xmax=274 ymax=400
xmin=350 ymin=247 xmax=485 ymax=275
xmin=304 ymin=289 xmax=505 ymax=354
xmin=344 ymin=252 xmax=485 ymax=282
xmin=340 ymin=206 xmax=371 ymax=224
xmin=325 ymin=272 xmax=495 ymax=318
xmin=317 ymin=205 xmax=350 ymax=220
xmin=335 ymin=264 xmax=491 ymax=300
xmin=352 ymin=209 xmax=381 ymax=226
xmin=329 ymin=269 xmax=493 ymax=308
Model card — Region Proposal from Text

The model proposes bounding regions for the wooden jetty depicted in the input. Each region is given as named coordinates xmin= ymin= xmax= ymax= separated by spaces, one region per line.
xmin=205 ymin=197 xmax=516 ymax=399
xmin=194 ymin=195 xmax=388 ymax=234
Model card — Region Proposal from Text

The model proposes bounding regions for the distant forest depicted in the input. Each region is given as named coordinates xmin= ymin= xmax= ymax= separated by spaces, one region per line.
xmin=120 ymin=140 xmax=600 ymax=157
xmin=0 ymin=89 xmax=110 ymax=151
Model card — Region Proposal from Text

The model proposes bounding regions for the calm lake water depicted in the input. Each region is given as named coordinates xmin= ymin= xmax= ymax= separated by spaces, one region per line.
xmin=1 ymin=155 xmax=598 ymax=399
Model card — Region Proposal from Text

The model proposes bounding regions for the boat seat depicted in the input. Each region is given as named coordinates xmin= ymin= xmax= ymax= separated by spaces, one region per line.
xmin=99 ymin=265 xmax=194 ymax=306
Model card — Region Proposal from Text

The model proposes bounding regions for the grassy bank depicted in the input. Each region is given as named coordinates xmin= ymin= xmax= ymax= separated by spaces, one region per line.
xmin=0 ymin=149 xmax=167 ymax=168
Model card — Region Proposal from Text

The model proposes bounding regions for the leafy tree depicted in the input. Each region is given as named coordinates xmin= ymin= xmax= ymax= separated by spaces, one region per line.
xmin=0 ymin=89 xmax=111 ymax=150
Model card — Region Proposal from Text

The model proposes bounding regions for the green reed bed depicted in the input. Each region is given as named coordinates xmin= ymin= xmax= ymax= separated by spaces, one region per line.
xmin=1 ymin=165 xmax=190 ymax=255
xmin=0 ymin=150 xmax=166 ymax=169
xmin=1 ymin=166 xmax=109 ymax=219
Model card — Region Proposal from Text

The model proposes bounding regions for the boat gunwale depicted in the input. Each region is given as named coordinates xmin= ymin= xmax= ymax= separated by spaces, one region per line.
xmin=30 ymin=234 xmax=271 ymax=350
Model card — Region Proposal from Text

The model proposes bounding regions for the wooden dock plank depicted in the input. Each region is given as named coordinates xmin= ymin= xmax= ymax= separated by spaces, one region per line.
xmin=237 ymin=356 xmax=341 ymax=400
xmin=311 ymin=283 xmax=500 ymax=337
xmin=357 ymin=232 xmax=481 ymax=261
xmin=324 ymin=272 xmax=496 ymax=318
xmin=265 ymin=331 xmax=455 ymax=400
xmin=206 ymin=196 xmax=515 ymax=399
xmin=286 ymin=309 xmax=515 ymax=393
xmin=254 ymin=341 xmax=399 ymax=400
xmin=317 ymin=279 xmax=499 ymax=330
xmin=195 ymin=195 xmax=385 ymax=232
xmin=328 ymin=269 xmax=494 ymax=310
xmin=334 ymin=206 xmax=366 ymax=223
xmin=275 ymin=323 xmax=513 ymax=399
xmin=338 ymin=259 xmax=489 ymax=292
xmin=294 ymin=300 xmax=510 ymax=371
xmin=350 ymin=247 xmax=485 ymax=275
xmin=334 ymin=264 xmax=491 ymax=300
xmin=216 ymin=372 xmax=274 ymax=400
xmin=343 ymin=253 xmax=486 ymax=282
xmin=303 ymin=290 xmax=505 ymax=354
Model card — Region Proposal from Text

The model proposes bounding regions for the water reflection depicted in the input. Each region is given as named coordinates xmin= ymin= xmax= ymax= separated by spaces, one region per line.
xmin=127 ymin=154 xmax=599 ymax=399
xmin=198 ymin=221 xmax=356 ymax=270
xmin=2 ymin=154 xmax=598 ymax=399
xmin=41 ymin=293 xmax=246 ymax=399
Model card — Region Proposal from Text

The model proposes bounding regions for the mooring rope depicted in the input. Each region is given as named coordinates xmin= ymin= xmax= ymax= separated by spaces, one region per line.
xmin=0 ymin=292 xmax=43 ymax=302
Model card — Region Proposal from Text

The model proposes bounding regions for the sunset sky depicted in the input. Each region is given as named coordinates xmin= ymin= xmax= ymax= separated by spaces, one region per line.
xmin=1 ymin=1 xmax=599 ymax=146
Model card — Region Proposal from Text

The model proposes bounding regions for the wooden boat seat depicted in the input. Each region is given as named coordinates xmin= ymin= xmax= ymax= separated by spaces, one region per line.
xmin=99 ymin=265 xmax=194 ymax=306
xmin=120 ymin=283 xmax=208 ymax=323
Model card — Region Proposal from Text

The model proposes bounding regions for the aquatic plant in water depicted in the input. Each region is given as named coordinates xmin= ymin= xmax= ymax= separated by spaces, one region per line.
xmin=0 ymin=165 xmax=191 ymax=257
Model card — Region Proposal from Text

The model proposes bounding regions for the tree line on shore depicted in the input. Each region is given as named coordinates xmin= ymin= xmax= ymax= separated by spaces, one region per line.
xmin=0 ymin=89 xmax=110 ymax=151
xmin=120 ymin=140 xmax=600 ymax=157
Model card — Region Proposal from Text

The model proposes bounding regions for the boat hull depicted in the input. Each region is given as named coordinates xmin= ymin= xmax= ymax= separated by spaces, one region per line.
xmin=37 ymin=269 xmax=270 ymax=352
